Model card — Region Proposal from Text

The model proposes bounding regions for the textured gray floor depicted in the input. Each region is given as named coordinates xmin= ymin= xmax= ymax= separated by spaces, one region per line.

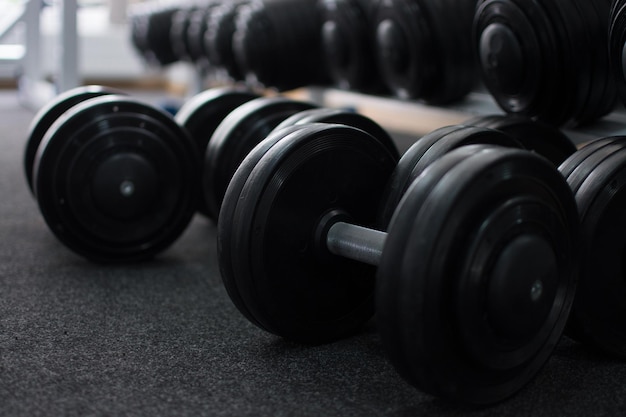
xmin=2 ymin=89 xmax=626 ymax=416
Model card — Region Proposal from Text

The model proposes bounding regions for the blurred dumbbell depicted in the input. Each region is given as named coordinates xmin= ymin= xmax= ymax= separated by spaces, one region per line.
xmin=320 ymin=0 xmax=384 ymax=93
xmin=372 ymin=0 xmax=478 ymax=104
xmin=475 ymin=0 xmax=616 ymax=126
xmin=129 ymin=1 xmax=181 ymax=67
xmin=232 ymin=0 xmax=330 ymax=90
xmin=204 ymin=0 xmax=256 ymax=82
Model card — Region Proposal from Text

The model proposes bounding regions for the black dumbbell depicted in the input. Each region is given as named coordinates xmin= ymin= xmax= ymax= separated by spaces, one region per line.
xmin=320 ymin=0 xmax=383 ymax=93
xmin=24 ymin=85 xmax=123 ymax=194
xmin=218 ymin=122 xmax=578 ymax=403
xmin=204 ymin=0 xmax=254 ymax=82
xmin=371 ymin=0 xmax=478 ymax=104
xmin=232 ymin=0 xmax=329 ymax=90
xmin=475 ymin=0 xmax=616 ymax=125
xmin=558 ymin=136 xmax=626 ymax=357
xmin=129 ymin=2 xmax=181 ymax=67
xmin=25 ymin=86 xmax=199 ymax=262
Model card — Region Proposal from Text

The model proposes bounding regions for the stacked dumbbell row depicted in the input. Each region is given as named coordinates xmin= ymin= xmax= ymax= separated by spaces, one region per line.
xmin=129 ymin=0 xmax=329 ymax=91
xmin=129 ymin=0 xmax=626 ymax=127
xmin=25 ymin=85 xmax=626 ymax=404
xmin=326 ymin=0 xmax=623 ymax=125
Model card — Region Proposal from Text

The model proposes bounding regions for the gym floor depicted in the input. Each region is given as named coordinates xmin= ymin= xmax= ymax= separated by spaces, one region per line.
xmin=2 ymin=88 xmax=626 ymax=416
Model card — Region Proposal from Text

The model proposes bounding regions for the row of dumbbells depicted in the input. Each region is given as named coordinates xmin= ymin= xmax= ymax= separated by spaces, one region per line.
xmin=130 ymin=0 xmax=626 ymax=127
xmin=130 ymin=0 xmax=329 ymax=91
xmin=25 ymin=85 xmax=626 ymax=404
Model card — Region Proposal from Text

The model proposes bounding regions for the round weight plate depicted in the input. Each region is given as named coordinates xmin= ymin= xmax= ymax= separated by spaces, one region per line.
xmin=218 ymin=123 xmax=322 ymax=329
xmin=321 ymin=0 xmax=381 ymax=92
xmin=474 ymin=0 xmax=561 ymax=121
xmin=33 ymin=96 xmax=199 ymax=262
xmin=175 ymin=87 xmax=260 ymax=217
xmin=24 ymin=85 xmax=123 ymax=193
xmin=222 ymin=123 xmax=397 ymax=343
xmin=558 ymin=137 xmax=620 ymax=180
xmin=205 ymin=0 xmax=253 ymax=81
xmin=379 ymin=125 xmax=521 ymax=227
xmin=137 ymin=5 xmax=180 ymax=66
xmin=372 ymin=0 xmax=436 ymax=100
xmin=170 ymin=6 xmax=196 ymax=62
xmin=233 ymin=0 xmax=327 ymax=90
xmin=273 ymin=107 xmax=400 ymax=160
xmin=467 ymin=114 xmax=577 ymax=166
xmin=204 ymin=97 xmax=316 ymax=219
xmin=564 ymin=139 xmax=626 ymax=195
xmin=377 ymin=145 xmax=578 ymax=403
xmin=562 ymin=137 xmax=626 ymax=357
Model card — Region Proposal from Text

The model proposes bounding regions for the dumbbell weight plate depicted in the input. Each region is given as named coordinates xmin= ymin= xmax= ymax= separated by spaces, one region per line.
xmin=273 ymin=107 xmax=400 ymax=159
xmin=219 ymin=124 xmax=327 ymax=329
xmin=466 ymin=114 xmax=577 ymax=166
xmin=560 ymin=137 xmax=626 ymax=357
xmin=132 ymin=5 xmax=180 ymax=66
xmin=174 ymin=87 xmax=260 ymax=217
xmin=320 ymin=0 xmax=381 ymax=92
xmin=378 ymin=145 xmax=578 ymax=403
xmin=205 ymin=0 xmax=252 ymax=81
xmin=204 ymin=97 xmax=316 ymax=219
xmin=379 ymin=125 xmax=521 ymax=226
xmin=220 ymin=124 xmax=397 ymax=343
xmin=474 ymin=0 xmax=563 ymax=122
xmin=33 ymin=96 xmax=199 ymax=262
xmin=24 ymin=85 xmax=123 ymax=193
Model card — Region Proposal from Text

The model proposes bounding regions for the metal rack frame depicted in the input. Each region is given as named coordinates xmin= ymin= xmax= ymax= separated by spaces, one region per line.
xmin=0 ymin=0 xmax=78 ymax=110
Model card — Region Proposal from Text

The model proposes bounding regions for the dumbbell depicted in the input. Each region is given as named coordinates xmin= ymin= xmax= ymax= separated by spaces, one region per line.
xmin=24 ymin=86 xmax=199 ymax=262
xmin=320 ymin=0 xmax=383 ymax=93
xmin=129 ymin=2 xmax=181 ymax=67
xmin=558 ymin=136 xmax=626 ymax=357
xmin=232 ymin=0 xmax=330 ymax=90
xmin=204 ymin=0 xmax=255 ymax=82
xmin=475 ymin=0 xmax=616 ymax=125
xmin=170 ymin=0 xmax=223 ymax=67
xmin=218 ymin=122 xmax=579 ymax=403
xmin=383 ymin=120 xmax=626 ymax=358
xmin=371 ymin=0 xmax=478 ymax=104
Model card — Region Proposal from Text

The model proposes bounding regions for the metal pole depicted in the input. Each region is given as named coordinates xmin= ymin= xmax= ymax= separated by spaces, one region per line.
xmin=57 ymin=0 xmax=79 ymax=92
xmin=326 ymin=222 xmax=386 ymax=266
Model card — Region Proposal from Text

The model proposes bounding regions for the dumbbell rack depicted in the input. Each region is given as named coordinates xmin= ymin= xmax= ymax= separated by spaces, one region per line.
xmin=0 ymin=0 xmax=79 ymax=110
